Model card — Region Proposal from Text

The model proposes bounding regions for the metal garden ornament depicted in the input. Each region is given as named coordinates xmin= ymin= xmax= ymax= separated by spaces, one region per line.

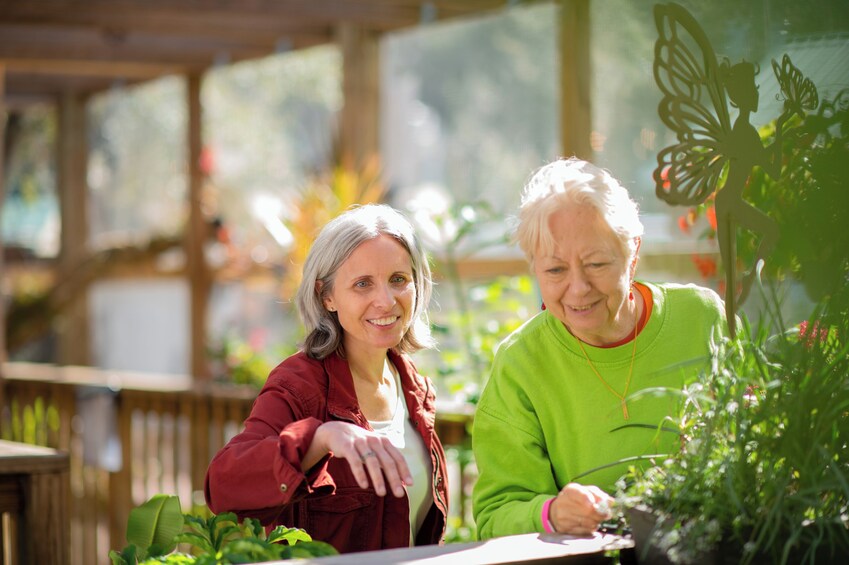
xmin=652 ymin=2 xmax=819 ymax=336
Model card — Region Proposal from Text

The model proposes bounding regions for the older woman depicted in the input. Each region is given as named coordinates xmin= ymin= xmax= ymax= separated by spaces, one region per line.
xmin=206 ymin=204 xmax=448 ymax=553
xmin=472 ymin=158 xmax=725 ymax=538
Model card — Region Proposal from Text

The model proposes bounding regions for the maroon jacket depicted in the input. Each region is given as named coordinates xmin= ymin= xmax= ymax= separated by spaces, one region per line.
xmin=205 ymin=349 xmax=448 ymax=553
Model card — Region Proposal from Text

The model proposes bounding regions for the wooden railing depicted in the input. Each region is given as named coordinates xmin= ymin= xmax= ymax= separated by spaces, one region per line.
xmin=0 ymin=439 xmax=71 ymax=565
xmin=0 ymin=362 xmax=473 ymax=565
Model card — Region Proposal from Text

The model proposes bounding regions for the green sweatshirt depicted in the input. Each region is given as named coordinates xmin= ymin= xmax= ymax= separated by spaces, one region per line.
xmin=472 ymin=282 xmax=726 ymax=539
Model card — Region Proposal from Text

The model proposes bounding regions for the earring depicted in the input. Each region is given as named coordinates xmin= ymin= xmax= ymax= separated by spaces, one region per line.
xmin=629 ymin=284 xmax=635 ymax=301
xmin=328 ymin=306 xmax=336 ymax=312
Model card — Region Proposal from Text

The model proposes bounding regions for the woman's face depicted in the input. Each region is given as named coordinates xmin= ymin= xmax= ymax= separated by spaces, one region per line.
xmin=323 ymin=234 xmax=416 ymax=357
xmin=533 ymin=204 xmax=637 ymax=346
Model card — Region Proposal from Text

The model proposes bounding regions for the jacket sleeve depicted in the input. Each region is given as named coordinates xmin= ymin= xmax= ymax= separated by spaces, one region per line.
xmin=205 ymin=369 xmax=334 ymax=523
xmin=471 ymin=353 xmax=556 ymax=539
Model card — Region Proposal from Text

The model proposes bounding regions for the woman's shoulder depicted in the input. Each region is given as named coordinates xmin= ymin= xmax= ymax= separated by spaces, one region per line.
xmin=270 ymin=350 xmax=323 ymax=373
xmin=497 ymin=310 xmax=553 ymax=352
xmin=648 ymin=281 xmax=724 ymax=311
xmin=486 ymin=312 xmax=564 ymax=384
xmin=263 ymin=351 xmax=328 ymax=395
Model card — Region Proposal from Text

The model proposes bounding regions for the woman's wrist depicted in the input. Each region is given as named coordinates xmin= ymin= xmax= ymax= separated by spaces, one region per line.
xmin=541 ymin=497 xmax=556 ymax=533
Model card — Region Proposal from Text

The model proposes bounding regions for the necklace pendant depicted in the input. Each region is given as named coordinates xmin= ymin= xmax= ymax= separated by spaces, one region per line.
xmin=621 ymin=401 xmax=630 ymax=420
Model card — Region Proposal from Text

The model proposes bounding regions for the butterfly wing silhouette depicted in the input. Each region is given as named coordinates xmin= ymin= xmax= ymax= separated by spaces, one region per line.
xmin=653 ymin=3 xmax=732 ymax=206
xmin=772 ymin=53 xmax=819 ymax=118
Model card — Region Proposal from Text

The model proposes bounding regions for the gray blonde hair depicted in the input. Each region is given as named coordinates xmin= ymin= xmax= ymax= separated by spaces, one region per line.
xmin=515 ymin=157 xmax=644 ymax=265
xmin=295 ymin=204 xmax=434 ymax=360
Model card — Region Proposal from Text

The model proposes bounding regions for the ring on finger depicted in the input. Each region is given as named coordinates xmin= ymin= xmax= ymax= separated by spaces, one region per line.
xmin=360 ymin=450 xmax=377 ymax=462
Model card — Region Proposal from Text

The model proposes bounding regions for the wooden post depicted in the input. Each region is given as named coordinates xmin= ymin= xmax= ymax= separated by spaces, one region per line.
xmin=559 ymin=0 xmax=593 ymax=161
xmin=109 ymin=392 xmax=134 ymax=554
xmin=185 ymin=74 xmax=210 ymax=380
xmin=0 ymin=65 xmax=7 ymax=413
xmin=56 ymin=92 xmax=91 ymax=366
xmin=0 ymin=440 xmax=71 ymax=565
xmin=337 ymin=23 xmax=380 ymax=170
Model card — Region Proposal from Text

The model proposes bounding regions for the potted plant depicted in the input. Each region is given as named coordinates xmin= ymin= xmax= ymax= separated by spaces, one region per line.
xmin=613 ymin=284 xmax=849 ymax=565
xmin=614 ymin=31 xmax=849 ymax=561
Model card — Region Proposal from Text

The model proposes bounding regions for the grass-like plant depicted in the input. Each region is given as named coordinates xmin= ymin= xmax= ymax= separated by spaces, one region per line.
xmin=615 ymin=294 xmax=849 ymax=564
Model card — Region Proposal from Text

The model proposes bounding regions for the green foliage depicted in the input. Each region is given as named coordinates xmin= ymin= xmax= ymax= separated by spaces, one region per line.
xmin=682 ymin=88 xmax=849 ymax=305
xmin=208 ymin=336 xmax=275 ymax=387
xmin=410 ymin=200 xmax=537 ymax=401
xmin=207 ymin=332 xmax=300 ymax=388
xmin=430 ymin=274 xmax=535 ymax=397
xmin=109 ymin=495 xmax=337 ymax=564
xmin=741 ymin=89 xmax=849 ymax=305
xmin=125 ymin=495 xmax=185 ymax=559
xmin=616 ymin=292 xmax=849 ymax=564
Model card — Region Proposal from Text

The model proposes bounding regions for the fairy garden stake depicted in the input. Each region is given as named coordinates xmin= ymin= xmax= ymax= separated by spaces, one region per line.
xmin=652 ymin=2 xmax=818 ymax=336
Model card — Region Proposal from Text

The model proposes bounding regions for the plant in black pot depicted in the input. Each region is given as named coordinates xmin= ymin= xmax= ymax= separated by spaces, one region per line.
xmin=614 ymin=283 xmax=849 ymax=565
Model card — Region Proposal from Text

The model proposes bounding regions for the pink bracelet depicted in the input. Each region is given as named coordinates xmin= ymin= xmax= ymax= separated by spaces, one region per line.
xmin=541 ymin=497 xmax=556 ymax=533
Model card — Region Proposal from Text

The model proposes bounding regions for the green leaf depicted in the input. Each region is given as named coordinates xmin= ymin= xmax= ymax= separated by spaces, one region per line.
xmin=209 ymin=518 xmax=241 ymax=552
xmin=109 ymin=545 xmax=137 ymax=565
xmin=138 ymin=552 xmax=196 ymax=564
xmin=174 ymin=532 xmax=214 ymax=554
xmin=290 ymin=541 xmax=339 ymax=557
xmin=572 ymin=453 xmax=671 ymax=481
xmin=241 ymin=517 xmax=265 ymax=539
xmin=267 ymin=526 xmax=312 ymax=545
xmin=125 ymin=494 xmax=185 ymax=558
xmin=610 ymin=422 xmax=681 ymax=435
xmin=219 ymin=538 xmax=280 ymax=562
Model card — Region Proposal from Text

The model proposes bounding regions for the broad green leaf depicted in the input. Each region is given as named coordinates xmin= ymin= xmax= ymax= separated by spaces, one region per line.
xmin=109 ymin=545 xmax=137 ymax=565
xmin=126 ymin=494 xmax=185 ymax=558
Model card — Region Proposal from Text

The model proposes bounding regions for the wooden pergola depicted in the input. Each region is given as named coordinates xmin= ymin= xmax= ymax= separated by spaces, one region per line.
xmin=0 ymin=0 xmax=592 ymax=378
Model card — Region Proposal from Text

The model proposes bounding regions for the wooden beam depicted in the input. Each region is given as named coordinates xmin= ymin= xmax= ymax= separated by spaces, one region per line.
xmin=185 ymin=73 xmax=210 ymax=380
xmin=337 ymin=23 xmax=380 ymax=170
xmin=3 ymin=58 xmax=185 ymax=80
xmin=56 ymin=91 xmax=91 ymax=366
xmin=0 ymin=24 xmax=279 ymax=67
xmin=0 ymin=11 xmax=332 ymax=41
xmin=0 ymin=1 xmax=419 ymax=29
xmin=0 ymin=63 xmax=6 ymax=369
xmin=559 ymin=0 xmax=592 ymax=160
xmin=0 ymin=0 xmax=536 ymax=109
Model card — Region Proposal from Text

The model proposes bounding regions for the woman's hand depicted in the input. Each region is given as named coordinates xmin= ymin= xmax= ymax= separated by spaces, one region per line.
xmin=548 ymin=483 xmax=614 ymax=535
xmin=308 ymin=421 xmax=413 ymax=497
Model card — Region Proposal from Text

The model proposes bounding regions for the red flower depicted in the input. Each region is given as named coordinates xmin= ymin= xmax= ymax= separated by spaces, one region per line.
xmin=199 ymin=146 xmax=216 ymax=175
xmin=678 ymin=215 xmax=691 ymax=234
xmin=706 ymin=205 xmax=717 ymax=231
xmin=660 ymin=166 xmax=671 ymax=190
xmin=691 ymin=254 xmax=717 ymax=278
xmin=248 ymin=327 xmax=268 ymax=352
xmin=799 ymin=320 xmax=830 ymax=348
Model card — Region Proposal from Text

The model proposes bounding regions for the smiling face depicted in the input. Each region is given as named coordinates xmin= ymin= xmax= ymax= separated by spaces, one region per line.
xmin=323 ymin=234 xmax=416 ymax=358
xmin=533 ymin=204 xmax=639 ymax=346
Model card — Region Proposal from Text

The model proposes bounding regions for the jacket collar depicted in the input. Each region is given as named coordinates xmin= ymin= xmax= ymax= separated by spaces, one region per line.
xmin=323 ymin=350 xmax=430 ymax=430
xmin=324 ymin=352 xmax=365 ymax=425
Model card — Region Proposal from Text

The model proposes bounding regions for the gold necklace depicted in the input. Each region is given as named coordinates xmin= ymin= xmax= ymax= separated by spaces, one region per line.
xmin=575 ymin=306 xmax=638 ymax=420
